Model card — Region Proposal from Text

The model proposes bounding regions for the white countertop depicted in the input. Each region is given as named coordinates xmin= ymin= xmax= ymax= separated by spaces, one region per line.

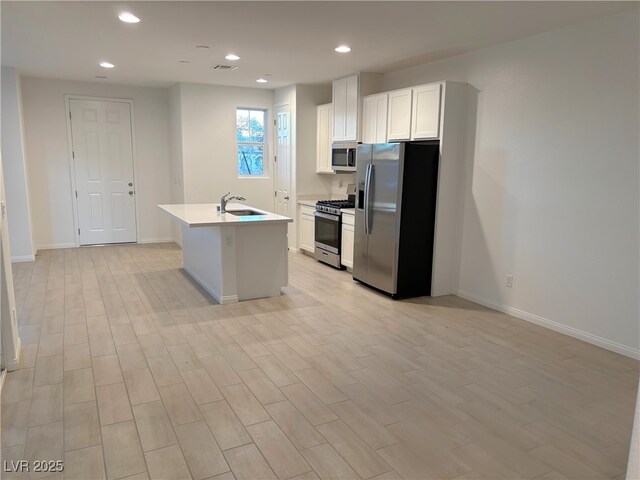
xmin=158 ymin=203 xmax=293 ymax=227
xmin=297 ymin=194 xmax=348 ymax=207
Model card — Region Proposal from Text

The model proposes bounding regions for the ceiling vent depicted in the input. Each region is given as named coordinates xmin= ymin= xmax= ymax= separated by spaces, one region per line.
xmin=211 ymin=64 xmax=238 ymax=71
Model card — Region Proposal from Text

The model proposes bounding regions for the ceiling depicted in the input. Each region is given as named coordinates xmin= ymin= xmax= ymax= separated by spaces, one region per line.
xmin=2 ymin=1 xmax=636 ymax=89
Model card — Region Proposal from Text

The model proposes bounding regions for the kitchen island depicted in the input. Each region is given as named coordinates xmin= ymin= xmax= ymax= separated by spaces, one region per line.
xmin=158 ymin=203 xmax=292 ymax=304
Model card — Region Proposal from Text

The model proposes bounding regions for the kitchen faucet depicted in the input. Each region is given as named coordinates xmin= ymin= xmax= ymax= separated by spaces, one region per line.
xmin=220 ymin=192 xmax=246 ymax=213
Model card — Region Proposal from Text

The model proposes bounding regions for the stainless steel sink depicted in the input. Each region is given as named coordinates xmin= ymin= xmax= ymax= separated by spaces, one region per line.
xmin=226 ymin=209 xmax=265 ymax=216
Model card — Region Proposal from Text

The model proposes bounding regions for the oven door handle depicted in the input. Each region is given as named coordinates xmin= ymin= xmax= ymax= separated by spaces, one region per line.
xmin=313 ymin=211 xmax=340 ymax=221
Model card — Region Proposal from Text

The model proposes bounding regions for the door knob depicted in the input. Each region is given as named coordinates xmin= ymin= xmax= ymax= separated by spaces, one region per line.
xmin=284 ymin=196 xmax=290 ymax=200
xmin=129 ymin=191 xmax=134 ymax=196
xmin=128 ymin=182 xmax=133 ymax=187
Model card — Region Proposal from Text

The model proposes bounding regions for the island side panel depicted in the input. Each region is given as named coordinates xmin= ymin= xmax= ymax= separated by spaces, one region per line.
xmin=235 ymin=223 xmax=288 ymax=300
xmin=181 ymin=224 xmax=239 ymax=304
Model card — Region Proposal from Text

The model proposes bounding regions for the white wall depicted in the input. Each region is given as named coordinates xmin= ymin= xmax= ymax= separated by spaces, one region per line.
xmin=0 ymin=151 xmax=20 ymax=371
xmin=384 ymin=10 xmax=640 ymax=356
xmin=276 ymin=84 xmax=333 ymax=249
xmin=168 ymin=84 xmax=185 ymax=245
xmin=20 ymin=76 xmax=173 ymax=249
xmin=294 ymin=85 xmax=332 ymax=197
xmin=177 ymin=83 xmax=275 ymax=210
xmin=1 ymin=67 xmax=35 ymax=261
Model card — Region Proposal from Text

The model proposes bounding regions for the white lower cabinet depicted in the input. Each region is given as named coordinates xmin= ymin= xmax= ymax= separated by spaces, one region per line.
xmin=299 ymin=205 xmax=315 ymax=253
xmin=341 ymin=212 xmax=355 ymax=268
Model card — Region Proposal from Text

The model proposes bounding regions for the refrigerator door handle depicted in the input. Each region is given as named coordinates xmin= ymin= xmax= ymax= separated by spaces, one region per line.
xmin=364 ymin=163 xmax=372 ymax=234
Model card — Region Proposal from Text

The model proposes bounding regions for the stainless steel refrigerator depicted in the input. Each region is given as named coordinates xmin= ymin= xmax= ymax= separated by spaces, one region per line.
xmin=353 ymin=142 xmax=440 ymax=298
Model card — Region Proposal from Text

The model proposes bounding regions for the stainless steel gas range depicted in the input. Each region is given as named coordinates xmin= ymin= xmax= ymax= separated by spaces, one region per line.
xmin=314 ymin=198 xmax=355 ymax=269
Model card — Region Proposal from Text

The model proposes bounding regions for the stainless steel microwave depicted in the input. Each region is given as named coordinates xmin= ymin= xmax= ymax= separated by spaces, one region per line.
xmin=331 ymin=143 xmax=359 ymax=172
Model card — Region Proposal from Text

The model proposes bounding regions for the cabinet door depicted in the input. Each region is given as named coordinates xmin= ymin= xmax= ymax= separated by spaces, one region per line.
xmin=362 ymin=96 xmax=376 ymax=144
xmin=300 ymin=213 xmax=315 ymax=253
xmin=374 ymin=94 xmax=388 ymax=143
xmin=344 ymin=75 xmax=359 ymax=142
xmin=316 ymin=104 xmax=333 ymax=173
xmin=387 ymin=88 xmax=412 ymax=141
xmin=411 ymin=83 xmax=441 ymax=140
xmin=341 ymin=223 xmax=354 ymax=268
xmin=363 ymin=93 xmax=389 ymax=144
xmin=332 ymin=77 xmax=347 ymax=142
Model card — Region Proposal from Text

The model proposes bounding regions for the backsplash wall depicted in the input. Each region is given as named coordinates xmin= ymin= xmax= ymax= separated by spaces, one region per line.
xmin=331 ymin=173 xmax=356 ymax=197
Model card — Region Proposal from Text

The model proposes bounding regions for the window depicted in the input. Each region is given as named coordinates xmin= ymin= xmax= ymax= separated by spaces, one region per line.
xmin=236 ymin=108 xmax=266 ymax=176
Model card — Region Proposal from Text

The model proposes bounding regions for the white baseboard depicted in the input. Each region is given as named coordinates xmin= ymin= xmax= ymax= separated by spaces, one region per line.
xmin=183 ymin=265 xmax=239 ymax=305
xmin=139 ymin=237 xmax=175 ymax=244
xmin=3 ymin=338 xmax=21 ymax=372
xmin=289 ymin=247 xmax=300 ymax=253
xmin=11 ymin=254 xmax=35 ymax=262
xmin=457 ymin=289 xmax=640 ymax=360
xmin=36 ymin=242 xmax=76 ymax=251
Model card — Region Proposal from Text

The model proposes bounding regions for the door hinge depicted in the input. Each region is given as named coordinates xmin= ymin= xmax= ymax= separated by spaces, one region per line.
xmin=75 ymin=190 xmax=78 ymax=198
xmin=274 ymin=191 xmax=277 ymax=197
xmin=274 ymin=155 xmax=277 ymax=162
xmin=78 ymin=228 xmax=80 ymax=235
xmin=72 ymin=151 xmax=75 ymax=159
xmin=69 ymin=111 xmax=72 ymax=120
xmin=274 ymin=119 xmax=277 ymax=126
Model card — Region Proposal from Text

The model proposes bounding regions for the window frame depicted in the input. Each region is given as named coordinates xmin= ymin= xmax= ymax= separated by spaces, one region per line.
xmin=236 ymin=107 xmax=269 ymax=178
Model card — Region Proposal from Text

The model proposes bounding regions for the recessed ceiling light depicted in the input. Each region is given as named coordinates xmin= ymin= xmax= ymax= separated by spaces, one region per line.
xmin=118 ymin=12 xmax=140 ymax=23
xmin=335 ymin=45 xmax=351 ymax=53
xmin=195 ymin=45 xmax=210 ymax=49
xmin=99 ymin=62 xmax=115 ymax=69
xmin=264 ymin=74 xmax=272 ymax=77
xmin=178 ymin=60 xmax=191 ymax=63
xmin=256 ymin=78 xmax=268 ymax=83
xmin=225 ymin=54 xmax=240 ymax=61
xmin=94 ymin=75 xmax=108 ymax=79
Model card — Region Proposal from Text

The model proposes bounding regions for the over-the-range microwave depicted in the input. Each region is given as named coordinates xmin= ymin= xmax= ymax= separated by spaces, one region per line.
xmin=331 ymin=143 xmax=359 ymax=172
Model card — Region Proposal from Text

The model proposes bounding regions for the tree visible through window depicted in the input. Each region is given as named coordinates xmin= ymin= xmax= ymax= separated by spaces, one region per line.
xmin=236 ymin=108 xmax=266 ymax=176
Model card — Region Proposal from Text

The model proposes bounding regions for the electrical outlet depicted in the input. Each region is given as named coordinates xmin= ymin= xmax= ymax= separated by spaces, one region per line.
xmin=506 ymin=274 xmax=513 ymax=288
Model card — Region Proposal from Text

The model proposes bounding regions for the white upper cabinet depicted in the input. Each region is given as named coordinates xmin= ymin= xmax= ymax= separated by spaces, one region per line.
xmin=332 ymin=74 xmax=359 ymax=142
xmin=362 ymin=93 xmax=388 ymax=144
xmin=316 ymin=103 xmax=334 ymax=174
xmin=411 ymin=83 xmax=442 ymax=140
xmin=387 ymin=88 xmax=413 ymax=141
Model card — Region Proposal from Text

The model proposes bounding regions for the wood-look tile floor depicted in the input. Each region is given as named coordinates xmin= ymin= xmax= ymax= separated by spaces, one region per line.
xmin=2 ymin=243 xmax=638 ymax=480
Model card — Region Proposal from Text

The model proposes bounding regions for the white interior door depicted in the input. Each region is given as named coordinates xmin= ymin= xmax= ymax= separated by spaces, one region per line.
xmin=70 ymin=99 xmax=137 ymax=245
xmin=275 ymin=105 xmax=291 ymax=217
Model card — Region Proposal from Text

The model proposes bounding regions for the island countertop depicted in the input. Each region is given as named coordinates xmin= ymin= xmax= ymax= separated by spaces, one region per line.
xmin=158 ymin=203 xmax=293 ymax=227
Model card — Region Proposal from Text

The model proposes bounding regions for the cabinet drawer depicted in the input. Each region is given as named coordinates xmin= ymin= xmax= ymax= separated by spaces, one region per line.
xmin=300 ymin=205 xmax=315 ymax=217
xmin=341 ymin=212 xmax=355 ymax=226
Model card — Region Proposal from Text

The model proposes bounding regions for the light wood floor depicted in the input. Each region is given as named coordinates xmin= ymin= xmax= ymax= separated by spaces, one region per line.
xmin=2 ymin=243 xmax=638 ymax=480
